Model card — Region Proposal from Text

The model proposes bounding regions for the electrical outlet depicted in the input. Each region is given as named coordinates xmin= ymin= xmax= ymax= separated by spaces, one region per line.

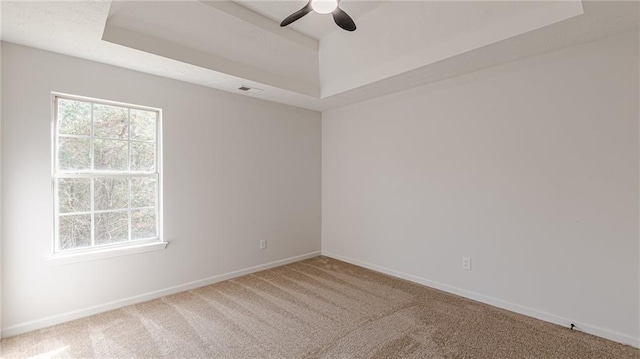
xmin=462 ymin=257 xmax=471 ymax=270
xmin=260 ymin=240 xmax=267 ymax=250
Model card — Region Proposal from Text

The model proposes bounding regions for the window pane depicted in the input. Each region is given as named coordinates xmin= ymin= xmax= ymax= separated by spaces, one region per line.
xmin=132 ymin=208 xmax=156 ymax=240
xmin=94 ymin=139 xmax=128 ymax=171
xmin=54 ymin=96 xmax=161 ymax=252
xmin=94 ymin=104 xmax=128 ymax=139
xmin=95 ymin=178 xmax=128 ymax=211
xmin=95 ymin=211 xmax=129 ymax=245
xmin=131 ymin=177 xmax=156 ymax=208
xmin=58 ymin=137 xmax=91 ymax=171
xmin=131 ymin=142 xmax=155 ymax=171
xmin=57 ymin=178 xmax=91 ymax=213
xmin=131 ymin=109 xmax=156 ymax=141
xmin=58 ymin=99 xmax=91 ymax=136
xmin=59 ymin=214 xmax=91 ymax=250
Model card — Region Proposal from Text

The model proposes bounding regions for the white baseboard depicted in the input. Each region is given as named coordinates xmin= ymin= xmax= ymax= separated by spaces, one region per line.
xmin=321 ymin=250 xmax=640 ymax=349
xmin=1 ymin=251 xmax=321 ymax=338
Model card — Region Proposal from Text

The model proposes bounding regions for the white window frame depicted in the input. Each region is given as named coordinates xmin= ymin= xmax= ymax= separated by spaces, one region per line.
xmin=51 ymin=92 xmax=165 ymax=261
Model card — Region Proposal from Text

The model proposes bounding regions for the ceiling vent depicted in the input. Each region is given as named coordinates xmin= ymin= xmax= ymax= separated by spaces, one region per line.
xmin=238 ymin=86 xmax=264 ymax=94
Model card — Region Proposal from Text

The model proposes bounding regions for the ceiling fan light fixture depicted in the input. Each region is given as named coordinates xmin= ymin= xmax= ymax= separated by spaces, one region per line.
xmin=311 ymin=0 xmax=338 ymax=14
xmin=280 ymin=0 xmax=355 ymax=32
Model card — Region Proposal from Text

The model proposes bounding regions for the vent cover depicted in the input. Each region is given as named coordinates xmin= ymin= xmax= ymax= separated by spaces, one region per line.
xmin=238 ymin=86 xmax=264 ymax=94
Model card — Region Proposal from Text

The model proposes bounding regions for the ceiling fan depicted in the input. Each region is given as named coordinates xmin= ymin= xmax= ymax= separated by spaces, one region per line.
xmin=280 ymin=0 xmax=356 ymax=32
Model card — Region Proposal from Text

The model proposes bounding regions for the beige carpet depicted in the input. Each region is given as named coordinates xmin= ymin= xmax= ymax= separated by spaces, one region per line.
xmin=1 ymin=256 xmax=638 ymax=358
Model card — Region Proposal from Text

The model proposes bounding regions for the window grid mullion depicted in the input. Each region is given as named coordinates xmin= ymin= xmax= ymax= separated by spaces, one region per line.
xmin=58 ymin=134 xmax=153 ymax=143
xmin=57 ymin=134 xmax=91 ymax=140
xmin=155 ymin=110 xmax=160 ymax=240
xmin=55 ymin=172 xmax=157 ymax=178
xmin=91 ymin=179 xmax=95 ymax=247
xmin=59 ymin=210 xmax=92 ymax=216
xmin=90 ymin=103 xmax=95 ymax=172
xmin=59 ymin=208 xmax=141 ymax=216
xmin=90 ymin=103 xmax=95 ymax=247
xmin=128 ymin=108 xmax=132 ymax=242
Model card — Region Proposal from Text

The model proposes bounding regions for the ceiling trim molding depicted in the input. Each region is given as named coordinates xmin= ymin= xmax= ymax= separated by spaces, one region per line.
xmin=200 ymin=0 xmax=319 ymax=52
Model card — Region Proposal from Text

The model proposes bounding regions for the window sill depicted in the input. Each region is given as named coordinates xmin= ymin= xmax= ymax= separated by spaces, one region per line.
xmin=47 ymin=241 xmax=169 ymax=265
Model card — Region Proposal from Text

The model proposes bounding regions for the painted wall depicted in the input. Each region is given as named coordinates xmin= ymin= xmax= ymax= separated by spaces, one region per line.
xmin=322 ymin=32 xmax=639 ymax=346
xmin=1 ymin=42 xmax=321 ymax=334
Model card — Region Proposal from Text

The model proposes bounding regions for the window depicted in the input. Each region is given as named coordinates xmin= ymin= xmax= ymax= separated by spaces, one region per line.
xmin=53 ymin=94 xmax=162 ymax=254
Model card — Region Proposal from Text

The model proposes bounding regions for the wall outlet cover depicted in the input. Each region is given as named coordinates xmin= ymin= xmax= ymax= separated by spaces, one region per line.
xmin=462 ymin=257 xmax=471 ymax=270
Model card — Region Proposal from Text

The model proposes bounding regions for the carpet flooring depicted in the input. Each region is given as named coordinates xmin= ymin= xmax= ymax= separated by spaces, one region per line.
xmin=1 ymin=256 xmax=638 ymax=358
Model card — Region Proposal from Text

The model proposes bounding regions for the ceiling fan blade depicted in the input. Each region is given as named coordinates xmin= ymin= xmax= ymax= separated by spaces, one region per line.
xmin=280 ymin=2 xmax=313 ymax=27
xmin=332 ymin=7 xmax=356 ymax=31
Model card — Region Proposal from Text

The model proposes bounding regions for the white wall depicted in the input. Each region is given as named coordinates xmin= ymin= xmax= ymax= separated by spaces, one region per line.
xmin=1 ymin=42 xmax=321 ymax=335
xmin=322 ymin=31 xmax=639 ymax=346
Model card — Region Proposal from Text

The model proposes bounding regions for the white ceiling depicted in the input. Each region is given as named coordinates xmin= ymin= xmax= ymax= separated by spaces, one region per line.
xmin=107 ymin=0 xmax=321 ymax=96
xmin=1 ymin=1 xmax=638 ymax=111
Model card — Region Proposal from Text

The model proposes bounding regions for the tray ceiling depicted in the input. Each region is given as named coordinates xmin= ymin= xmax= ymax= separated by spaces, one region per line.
xmin=1 ymin=1 xmax=638 ymax=111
